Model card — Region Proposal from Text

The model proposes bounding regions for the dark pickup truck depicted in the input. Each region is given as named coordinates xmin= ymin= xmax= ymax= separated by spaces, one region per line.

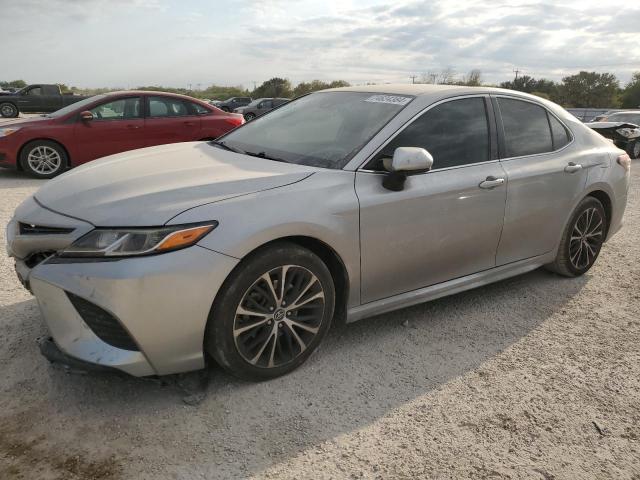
xmin=0 ymin=84 xmax=90 ymax=118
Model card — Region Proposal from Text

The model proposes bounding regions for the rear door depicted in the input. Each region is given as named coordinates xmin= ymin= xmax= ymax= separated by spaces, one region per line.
xmin=493 ymin=96 xmax=591 ymax=265
xmin=73 ymin=95 xmax=145 ymax=163
xmin=356 ymin=96 xmax=507 ymax=303
xmin=144 ymin=95 xmax=201 ymax=146
xmin=41 ymin=85 xmax=63 ymax=111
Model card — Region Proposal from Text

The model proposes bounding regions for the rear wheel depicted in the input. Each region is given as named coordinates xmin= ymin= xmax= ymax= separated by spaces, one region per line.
xmin=205 ymin=242 xmax=335 ymax=381
xmin=0 ymin=102 xmax=18 ymax=118
xmin=244 ymin=112 xmax=256 ymax=122
xmin=546 ymin=197 xmax=606 ymax=277
xmin=20 ymin=140 xmax=67 ymax=178
xmin=630 ymin=140 xmax=640 ymax=160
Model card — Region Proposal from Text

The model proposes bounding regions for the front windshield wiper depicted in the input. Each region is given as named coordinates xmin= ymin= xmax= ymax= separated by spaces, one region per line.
xmin=211 ymin=140 xmax=244 ymax=154
xmin=243 ymin=151 xmax=291 ymax=164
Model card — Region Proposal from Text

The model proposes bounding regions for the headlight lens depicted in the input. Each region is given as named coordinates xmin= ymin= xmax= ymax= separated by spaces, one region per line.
xmin=617 ymin=127 xmax=640 ymax=139
xmin=0 ymin=127 xmax=21 ymax=137
xmin=60 ymin=222 xmax=217 ymax=257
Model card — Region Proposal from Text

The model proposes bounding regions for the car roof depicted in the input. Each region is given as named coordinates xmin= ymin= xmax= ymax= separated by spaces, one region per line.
xmin=103 ymin=90 xmax=207 ymax=103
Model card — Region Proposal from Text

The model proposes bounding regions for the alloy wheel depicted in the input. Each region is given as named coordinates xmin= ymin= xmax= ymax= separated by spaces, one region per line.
xmin=27 ymin=146 xmax=62 ymax=175
xmin=569 ymin=207 xmax=604 ymax=270
xmin=233 ymin=265 xmax=325 ymax=368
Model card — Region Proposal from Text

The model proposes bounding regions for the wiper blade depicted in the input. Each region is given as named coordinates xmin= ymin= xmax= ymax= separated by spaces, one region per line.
xmin=244 ymin=151 xmax=291 ymax=163
xmin=211 ymin=140 xmax=244 ymax=154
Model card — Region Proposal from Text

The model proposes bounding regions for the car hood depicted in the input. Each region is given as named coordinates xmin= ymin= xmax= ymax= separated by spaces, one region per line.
xmin=34 ymin=142 xmax=317 ymax=226
xmin=0 ymin=115 xmax=52 ymax=127
xmin=585 ymin=121 xmax=639 ymax=129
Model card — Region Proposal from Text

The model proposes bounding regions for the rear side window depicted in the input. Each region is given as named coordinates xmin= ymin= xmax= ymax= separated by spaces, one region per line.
xmin=498 ymin=98 xmax=552 ymax=157
xmin=191 ymin=102 xmax=210 ymax=114
xmin=148 ymin=96 xmax=189 ymax=117
xmin=375 ymin=97 xmax=490 ymax=170
xmin=549 ymin=114 xmax=570 ymax=150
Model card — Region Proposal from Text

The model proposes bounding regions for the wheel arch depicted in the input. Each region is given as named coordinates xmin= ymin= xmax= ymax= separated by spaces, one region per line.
xmin=18 ymin=138 xmax=71 ymax=171
xmin=586 ymin=189 xmax=612 ymax=236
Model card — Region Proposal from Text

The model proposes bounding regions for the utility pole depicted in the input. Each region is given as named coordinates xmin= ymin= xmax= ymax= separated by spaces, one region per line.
xmin=409 ymin=75 xmax=417 ymax=84
xmin=430 ymin=73 xmax=437 ymax=84
xmin=513 ymin=68 xmax=521 ymax=80
xmin=252 ymin=80 xmax=257 ymax=90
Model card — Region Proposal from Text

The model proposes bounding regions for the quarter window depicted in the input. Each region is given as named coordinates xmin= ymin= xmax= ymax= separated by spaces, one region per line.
xmin=372 ymin=97 xmax=490 ymax=170
xmin=498 ymin=98 xmax=553 ymax=157
xmin=148 ymin=96 xmax=189 ymax=117
xmin=549 ymin=114 xmax=570 ymax=150
xmin=90 ymin=97 xmax=141 ymax=120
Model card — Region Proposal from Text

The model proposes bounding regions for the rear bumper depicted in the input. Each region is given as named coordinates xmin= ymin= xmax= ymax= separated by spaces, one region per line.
xmin=29 ymin=246 xmax=238 ymax=376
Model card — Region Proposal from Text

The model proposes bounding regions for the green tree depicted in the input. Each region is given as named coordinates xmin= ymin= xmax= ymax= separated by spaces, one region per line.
xmin=557 ymin=71 xmax=619 ymax=108
xmin=0 ymin=79 xmax=27 ymax=89
xmin=252 ymin=77 xmax=293 ymax=98
xmin=620 ymin=72 xmax=640 ymax=108
xmin=292 ymin=79 xmax=350 ymax=97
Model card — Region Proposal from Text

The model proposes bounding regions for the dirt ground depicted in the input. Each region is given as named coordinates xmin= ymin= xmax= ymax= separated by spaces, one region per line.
xmin=0 ymin=165 xmax=638 ymax=480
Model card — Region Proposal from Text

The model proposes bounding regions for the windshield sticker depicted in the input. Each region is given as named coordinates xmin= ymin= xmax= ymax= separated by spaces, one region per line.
xmin=364 ymin=95 xmax=412 ymax=105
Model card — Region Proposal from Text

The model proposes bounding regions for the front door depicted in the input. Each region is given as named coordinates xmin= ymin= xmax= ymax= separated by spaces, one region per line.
xmin=356 ymin=96 xmax=507 ymax=304
xmin=73 ymin=96 xmax=145 ymax=164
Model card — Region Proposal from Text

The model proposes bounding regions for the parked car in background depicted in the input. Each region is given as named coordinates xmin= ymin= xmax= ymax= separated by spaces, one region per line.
xmin=216 ymin=97 xmax=252 ymax=112
xmin=0 ymin=84 xmax=90 ymax=118
xmin=0 ymin=91 xmax=244 ymax=177
xmin=6 ymin=85 xmax=629 ymax=381
xmin=586 ymin=111 xmax=640 ymax=158
xmin=234 ymin=97 xmax=289 ymax=121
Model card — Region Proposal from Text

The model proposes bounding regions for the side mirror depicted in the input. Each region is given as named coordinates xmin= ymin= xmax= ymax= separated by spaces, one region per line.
xmin=382 ymin=147 xmax=433 ymax=191
xmin=80 ymin=110 xmax=94 ymax=121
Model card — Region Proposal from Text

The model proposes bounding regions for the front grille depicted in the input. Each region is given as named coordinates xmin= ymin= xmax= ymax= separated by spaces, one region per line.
xmin=66 ymin=293 xmax=139 ymax=351
xmin=19 ymin=222 xmax=75 ymax=235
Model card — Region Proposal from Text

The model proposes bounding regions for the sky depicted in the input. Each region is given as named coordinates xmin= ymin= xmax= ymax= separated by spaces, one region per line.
xmin=1 ymin=0 xmax=639 ymax=90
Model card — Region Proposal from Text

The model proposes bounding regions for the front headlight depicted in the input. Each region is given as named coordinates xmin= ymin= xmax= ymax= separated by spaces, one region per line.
xmin=0 ymin=127 xmax=21 ymax=137
xmin=617 ymin=127 xmax=640 ymax=139
xmin=60 ymin=222 xmax=217 ymax=258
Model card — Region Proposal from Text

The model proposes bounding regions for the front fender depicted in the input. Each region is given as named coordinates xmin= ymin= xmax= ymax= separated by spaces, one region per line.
xmin=168 ymin=170 xmax=362 ymax=307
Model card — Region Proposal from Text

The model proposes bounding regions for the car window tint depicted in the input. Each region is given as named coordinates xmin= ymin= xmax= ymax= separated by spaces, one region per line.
xmin=148 ymin=97 xmax=189 ymax=117
xmin=90 ymin=97 xmax=141 ymax=120
xmin=261 ymin=100 xmax=273 ymax=109
xmin=192 ymin=102 xmax=209 ymax=114
xmin=498 ymin=98 xmax=552 ymax=157
xmin=549 ymin=114 xmax=570 ymax=150
xmin=27 ymin=87 xmax=42 ymax=96
xmin=379 ymin=97 xmax=489 ymax=170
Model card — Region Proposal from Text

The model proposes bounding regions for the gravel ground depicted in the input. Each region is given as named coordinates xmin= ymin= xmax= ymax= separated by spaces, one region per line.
xmin=0 ymin=165 xmax=638 ymax=480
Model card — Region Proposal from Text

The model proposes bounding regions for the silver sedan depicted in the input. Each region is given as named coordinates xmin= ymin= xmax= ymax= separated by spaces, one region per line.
xmin=6 ymin=85 xmax=630 ymax=380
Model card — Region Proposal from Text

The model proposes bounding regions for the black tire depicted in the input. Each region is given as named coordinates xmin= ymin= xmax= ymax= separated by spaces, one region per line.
xmin=545 ymin=196 xmax=607 ymax=277
xmin=220 ymin=106 xmax=230 ymax=112
xmin=0 ymin=102 xmax=18 ymax=118
xmin=629 ymin=140 xmax=640 ymax=160
xmin=20 ymin=140 xmax=68 ymax=178
xmin=244 ymin=112 xmax=256 ymax=121
xmin=205 ymin=242 xmax=335 ymax=381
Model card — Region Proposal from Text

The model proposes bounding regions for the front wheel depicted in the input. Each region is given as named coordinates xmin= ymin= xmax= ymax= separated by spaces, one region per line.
xmin=20 ymin=140 xmax=68 ymax=178
xmin=0 ymin=102 xmax=18 ymax=118
xmin=205 ymin=242 xmax=335 ymax=381
xmin=546 ymin=196 xmax=607 ymax=277
xmin=244 ymin=112 xmax=256 ymax=121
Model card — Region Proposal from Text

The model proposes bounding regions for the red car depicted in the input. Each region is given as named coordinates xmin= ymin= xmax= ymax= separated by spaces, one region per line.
xmin=0 ymin=91 xmax=244 ymax=178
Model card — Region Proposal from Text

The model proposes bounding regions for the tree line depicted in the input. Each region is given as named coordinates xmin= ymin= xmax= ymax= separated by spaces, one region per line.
xmin=3 ymin=70 xmax=639 ymax=108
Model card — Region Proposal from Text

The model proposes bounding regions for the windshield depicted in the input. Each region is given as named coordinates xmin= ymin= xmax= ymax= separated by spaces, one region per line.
xmin=607 ymin=113 xmax=640 ymax=124
xmin=215 ymin=91 xmax=413 ymax=169
xmin=46 ymin=94 xmax=103 ymax=118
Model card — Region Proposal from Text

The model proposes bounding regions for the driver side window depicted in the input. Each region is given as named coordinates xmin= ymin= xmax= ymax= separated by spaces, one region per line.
xmin=368 ymin=97 xmax=490 ymax=171
xmin=90 ymin=97 xmax=141 ymax=120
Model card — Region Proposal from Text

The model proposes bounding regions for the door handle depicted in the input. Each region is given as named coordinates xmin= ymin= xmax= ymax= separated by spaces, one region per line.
xmin=183 ymin=121 xmax=195 ymax=126
xmin=564 ymin=162 xmax=582 ymax=173
xmin=126 ymin=124 xmax=141 ymax=129
xmin=479 ymin=176 xmax=505 ymax=189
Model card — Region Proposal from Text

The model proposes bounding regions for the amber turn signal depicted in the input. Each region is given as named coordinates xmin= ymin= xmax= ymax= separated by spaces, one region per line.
xmin=155 ymin=225 xmax=216 ymax=252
